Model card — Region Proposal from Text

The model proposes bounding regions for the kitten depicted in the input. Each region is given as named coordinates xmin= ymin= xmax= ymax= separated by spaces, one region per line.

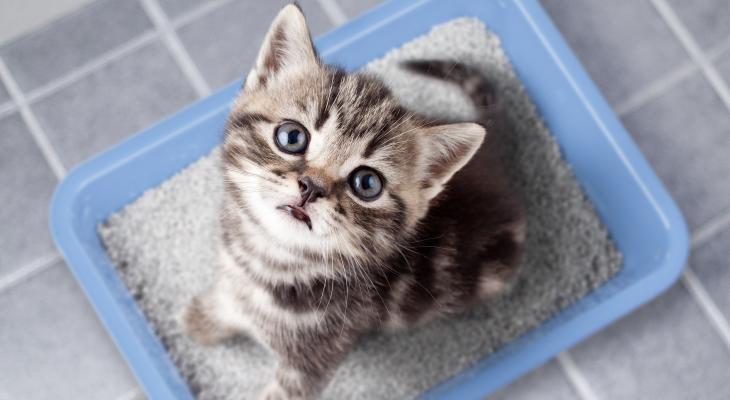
xmin=182 ymin=4 xmax=525 ymax=399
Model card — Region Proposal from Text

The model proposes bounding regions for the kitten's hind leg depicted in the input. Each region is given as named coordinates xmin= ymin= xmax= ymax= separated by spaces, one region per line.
xmin=181 ymin=288 xmax=239 ymax=345
xmin=476 ymin=220 xmax=526 ymax=300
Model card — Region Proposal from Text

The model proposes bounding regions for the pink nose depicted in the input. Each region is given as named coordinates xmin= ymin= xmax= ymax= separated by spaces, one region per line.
xmin=297 ymin=176 xmax=326 ymax=206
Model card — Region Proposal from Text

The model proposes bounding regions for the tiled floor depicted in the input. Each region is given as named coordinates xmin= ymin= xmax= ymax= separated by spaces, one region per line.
xmin=0 ymin=1 xmax=729 ymax=399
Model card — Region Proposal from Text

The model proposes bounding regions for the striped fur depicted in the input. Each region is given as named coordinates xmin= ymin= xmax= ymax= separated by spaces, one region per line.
xmin=182 ymin=5 xmax=525 ymax=399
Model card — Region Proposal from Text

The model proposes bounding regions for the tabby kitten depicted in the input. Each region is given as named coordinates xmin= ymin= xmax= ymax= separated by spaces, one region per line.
xmin=182 ymin=4 xmax=525 ymax=399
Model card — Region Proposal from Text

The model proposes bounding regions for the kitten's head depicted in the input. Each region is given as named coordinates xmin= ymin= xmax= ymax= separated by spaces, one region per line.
xmin=223 ymin=5 xmax=485 ymax=268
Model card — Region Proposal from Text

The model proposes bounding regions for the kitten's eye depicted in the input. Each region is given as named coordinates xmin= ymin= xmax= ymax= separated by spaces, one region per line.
xmin=349 ymin=167 xmax=384 ymax=201
xmin=274 ymin=121 xmax=308 ymax=154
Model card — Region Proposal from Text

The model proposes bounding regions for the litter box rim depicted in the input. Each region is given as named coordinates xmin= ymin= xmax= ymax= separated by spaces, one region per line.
xmin=49 ymin=0 xmax=689 ymax=399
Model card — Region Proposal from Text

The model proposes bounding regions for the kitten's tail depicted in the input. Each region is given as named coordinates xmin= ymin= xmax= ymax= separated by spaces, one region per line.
xmin=401 ymin=60 xmax=497 ymax=120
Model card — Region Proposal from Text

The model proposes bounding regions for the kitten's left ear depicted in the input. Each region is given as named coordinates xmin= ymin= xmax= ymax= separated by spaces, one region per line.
xmin=244 ymin=4 xmax=318 ymax=93
xmin=420 ymin=122 xmax=486 ymax=201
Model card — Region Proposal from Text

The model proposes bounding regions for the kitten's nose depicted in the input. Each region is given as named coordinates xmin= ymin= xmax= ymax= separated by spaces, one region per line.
xmin=298 ymin=176 xmax=326 ymax=205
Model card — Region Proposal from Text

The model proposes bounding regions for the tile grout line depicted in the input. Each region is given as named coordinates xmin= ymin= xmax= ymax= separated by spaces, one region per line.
xmin=0 ymin=99 xmax=18 ymax=119
xmin=682 ymin=268 xmax=730 ymax=353
xmin=0 ymin=57 xmax=66 ymax=178
xmin=316 ymin=0 xmax=349 ymax=25
xmin=15 ymin=0 xmax=224 ymax=109
xmin=681 ymin=209 xmax=730 ymax=355
xmin=139 ymin=0 xmax=211 ymax=97
xmin=691 ymin=208 xmax=730 ymax=248
xmin=651 ymin=0 xmax=730 ymax=113
xmin=0 ymin=253 xmax=61 ymax=293
xmin=0 ymin=1 xmax=726 ymax=395
xmin=7 ymin=0 xmax=722 ymax=125
xmin=706 ymin=35 xmax=730 ymax=61
xmin=649 ymin=0 xmax=730 ymax=360
xmin=4 ymin=0 xmax=730 ymax=126
xmin=556 ymin=352 xmax=601 ymax=400
xmin=7 ymin=0 xmax=233 ymax=118
xmin=615 ymin=33 xmax=730 ymax=117
xmin=552 ymin=209 xmax=730 ymax=396
xmin=615 ymin=60 xmax=696 ymax=116
xmin=171 ymin=0 xmax=234 ymax=29
xmin=25 ymin=31 xmax=158 ymax=104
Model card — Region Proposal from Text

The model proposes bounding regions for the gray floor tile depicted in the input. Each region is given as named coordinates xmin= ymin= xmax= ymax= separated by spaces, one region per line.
xmin=177 ymin=0 xmax=333 ymax=89
xmin=489 ymin=360 xmax=579 ymax=400
xmin=0 ymin=113 xmax=57 ymax=278
xmin=621 ymin=71 xmax=730 ymax=230
xmin=32 ymin=40 xmax=198 ymax=169
xmin=158 ymin=0 xmax=206 ymax=18
xmin=716 ymin=49 xmax=730 ymax=85
xmin=338 ymin=0 xmax=384 ymax=19
xmin=540 ymin=0 xmax=689 ymax=106
xmin=160 ymin=0 xmax=332 ymax=20
xmin=0 ymin=80 xmax=10 ymax=104
xmin=0 ymin=261 xmax=138 ymax=400
xmin=691 ymin=225 xmax=730 ymax=320
xmin=667 ymin=0 xmax=730 ymax=51
xmin=0 ymin=0 xmax=153 ymax=93
xmin=570 ymin=283 xmax=730 ymax=400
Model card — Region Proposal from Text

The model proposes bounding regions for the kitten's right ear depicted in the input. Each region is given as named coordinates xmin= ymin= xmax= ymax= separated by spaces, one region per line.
xmin=243 ymin=4 xmax=318 ymax=93
xmin=420 ymin=122 xmax=486 ymax=201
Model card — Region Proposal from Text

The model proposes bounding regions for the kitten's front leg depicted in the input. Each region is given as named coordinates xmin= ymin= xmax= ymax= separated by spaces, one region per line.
xmin=259 ymin=327 xmax=357 ymax=400
xmin=182 ymin=285 xmax=241 ymax=345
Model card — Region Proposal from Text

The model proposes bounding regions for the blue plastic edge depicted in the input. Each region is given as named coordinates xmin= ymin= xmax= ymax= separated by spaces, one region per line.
xmin=48 ymin=0 xmax=690 ymax=399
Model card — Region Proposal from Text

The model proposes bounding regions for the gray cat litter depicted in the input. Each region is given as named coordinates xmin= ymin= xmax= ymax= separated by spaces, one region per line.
xmin=99 ymin=18 xmax=622 ymax=399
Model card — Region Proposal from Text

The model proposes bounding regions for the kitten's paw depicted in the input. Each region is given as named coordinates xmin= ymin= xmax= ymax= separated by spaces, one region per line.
xmin=181 ymin=296 xmax=232 ymax=345
xmin=258 ymin=382 xmax=291 ymax=400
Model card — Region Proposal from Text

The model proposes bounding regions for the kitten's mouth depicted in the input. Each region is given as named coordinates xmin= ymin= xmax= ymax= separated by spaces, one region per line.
xmin=276 ymin=204 xmax=313 ymax=230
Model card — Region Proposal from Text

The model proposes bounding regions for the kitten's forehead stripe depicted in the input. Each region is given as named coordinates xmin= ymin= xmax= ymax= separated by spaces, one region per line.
xmin=313 ymin=109 xmax=330 ymax=132
xmin=333 ymin=74 xmax=396 ymax=141
xmin=315 ymin=67 xmax=346 ymax=131
xmin=362 ymin=106 xmax=408 ymax=159
xmin=349 ymin=75 xmax=392 ymax=114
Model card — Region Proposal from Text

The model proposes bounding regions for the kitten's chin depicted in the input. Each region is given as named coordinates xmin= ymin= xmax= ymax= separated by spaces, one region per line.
xmin=246 ymin=193 xmax=334 ymax=251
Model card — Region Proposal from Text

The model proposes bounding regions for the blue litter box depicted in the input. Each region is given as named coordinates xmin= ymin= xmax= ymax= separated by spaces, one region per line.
xmin=49 ymin=0 xmax=689 ymax=398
